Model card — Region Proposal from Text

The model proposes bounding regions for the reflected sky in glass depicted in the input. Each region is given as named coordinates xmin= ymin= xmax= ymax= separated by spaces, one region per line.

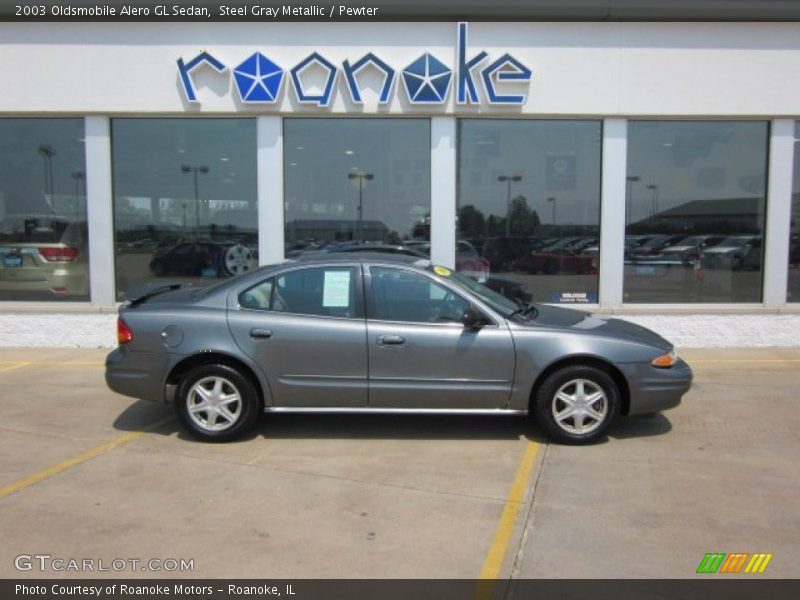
xmin=0 ymin=119 xmax=86 ymax=217
xmin=457 ymin=120 xmax=602 ymax=226
xmin=284 ymin=119 xmax=431 ymax=243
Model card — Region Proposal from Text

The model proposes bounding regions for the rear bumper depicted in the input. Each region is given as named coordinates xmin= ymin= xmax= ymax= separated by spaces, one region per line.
xmin=622 ymin=358 xmax=693 ymax=415
xmin=105 ymin=347 xmax=168 ymax=404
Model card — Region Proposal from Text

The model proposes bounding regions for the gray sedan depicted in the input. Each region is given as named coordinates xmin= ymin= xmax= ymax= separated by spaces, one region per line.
xmin=106 ymin=254 xmax=692 ymax=444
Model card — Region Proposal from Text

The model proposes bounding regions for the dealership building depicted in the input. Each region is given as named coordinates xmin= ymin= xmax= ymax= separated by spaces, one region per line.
xmin=1 ymin=4 xmax=799 ymax=319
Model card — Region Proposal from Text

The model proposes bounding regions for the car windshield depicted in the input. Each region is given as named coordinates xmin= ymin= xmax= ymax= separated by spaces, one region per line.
xmin=428 ymin=266 xmax=520 ymax=317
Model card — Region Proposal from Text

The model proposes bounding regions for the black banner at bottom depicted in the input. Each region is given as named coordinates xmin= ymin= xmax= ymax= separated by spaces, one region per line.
xmin=4 ymin=579 xmax=800 ymax=600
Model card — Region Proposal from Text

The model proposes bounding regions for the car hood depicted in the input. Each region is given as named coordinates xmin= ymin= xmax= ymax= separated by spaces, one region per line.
xmin=703 ymin=246 xmax=740 ymax=255
xmin=516 ymin=304 xmax=672 ymax=350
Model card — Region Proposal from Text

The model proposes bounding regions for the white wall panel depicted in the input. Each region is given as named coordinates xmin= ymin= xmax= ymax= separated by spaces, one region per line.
xmin=2 ymin=22 xmax=799 ymax=117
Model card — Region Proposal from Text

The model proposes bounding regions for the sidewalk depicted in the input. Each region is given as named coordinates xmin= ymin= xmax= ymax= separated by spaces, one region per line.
xmin=0 ymin=312 xmax=799 ymax=348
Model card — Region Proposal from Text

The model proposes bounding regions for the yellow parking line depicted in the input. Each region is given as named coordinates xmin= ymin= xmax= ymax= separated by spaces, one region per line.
xmin=478 ymin=440 xmax=540 ymax=581
xmin=0 ymin=416 xmax=174 ymax=500
xmin=691 ymin=359 xmax=800 ymax=364
xmin=0 ymin=362 xmax=30 ymax=373
xmin=0 ymin=360 xmax=103 ymax=366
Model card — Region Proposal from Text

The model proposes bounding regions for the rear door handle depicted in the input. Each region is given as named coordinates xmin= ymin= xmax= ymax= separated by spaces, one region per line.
xmin=250 ymin=328 xmax=273 ymax=339
xmin=378 ymin=335 xmax=405 ymax=346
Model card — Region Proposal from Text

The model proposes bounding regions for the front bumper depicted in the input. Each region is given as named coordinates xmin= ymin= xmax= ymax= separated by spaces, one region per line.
xmin=105 ymin=347 xmax=168 ymax=404
xmin=622 ymin=358 xmax=693 ymax=415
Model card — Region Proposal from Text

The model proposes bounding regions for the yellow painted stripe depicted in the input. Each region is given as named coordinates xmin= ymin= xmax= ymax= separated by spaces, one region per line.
xmin=0 ymin=362 xmax=30 ymax=372
xmin=758 ymin=554 xmax=773 ymax=573
xmin=692 ymin=359 xmax=800 ymax=364
xmin=745 ymin=554 xmax=763 ymax=573
xmin=478 ymin=441 xmax=540 ymax=580
xmin=0 ymin=360 xmax=103 ymax=366
xmin=0 ymin=416 xmax=173 ymax=500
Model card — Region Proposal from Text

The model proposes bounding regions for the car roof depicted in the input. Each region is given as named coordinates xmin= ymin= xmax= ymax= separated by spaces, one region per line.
xmin=292 ymin=251 xmax=428 ymax=265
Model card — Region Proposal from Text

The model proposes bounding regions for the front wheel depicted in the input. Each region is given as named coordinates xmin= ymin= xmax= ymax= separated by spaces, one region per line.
xmin=533 ymin=365 xmax=620 ymax=444
xmin=175 ymin=364 xmax=261 ymax=442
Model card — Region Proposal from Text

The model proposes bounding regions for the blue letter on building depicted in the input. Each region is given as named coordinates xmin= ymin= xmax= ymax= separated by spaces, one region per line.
xmin=342 ymin=53 xmax=395 ymax=104
xmin=481 ymin=53 xmax=532 ymax=105
xmin=456 ymin=22 xmax=488 ymax=104
xmin=177 ymin=51 xmax=227 ymax=103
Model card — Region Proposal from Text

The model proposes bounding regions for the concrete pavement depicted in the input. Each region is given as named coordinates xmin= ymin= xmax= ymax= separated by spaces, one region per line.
xmin=0 ymin=347 xmax=797 ymax=579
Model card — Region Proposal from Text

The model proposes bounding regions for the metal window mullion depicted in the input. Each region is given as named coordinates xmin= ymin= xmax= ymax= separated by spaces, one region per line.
xmin=430 ymin=116 xmax=457 ymax=269
xmin=85 ymin=116 xmax=116 ymax=306
xmin=599 ymin=118 xmax=628 ymax=307
xmin=257 ymin=116 xmax=284 ymax=265
xmin=763 ymin=119 xmax=795 ymax=307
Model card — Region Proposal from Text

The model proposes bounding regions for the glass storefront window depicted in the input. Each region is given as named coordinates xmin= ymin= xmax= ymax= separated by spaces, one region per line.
xmin=283 ymin=119 xmax=431 ymax=258
xmin=112 ymin=119 xmax=257 ymax=300
xmin=624 ymin=121 xmax=769 ymax=303
xmin=788 ymin=122 xmax=800 ymax=302
xmin=0 ymin=119 xmax=89 ymax=301
xmin=457 ymin=119 xmax=602 ymax=305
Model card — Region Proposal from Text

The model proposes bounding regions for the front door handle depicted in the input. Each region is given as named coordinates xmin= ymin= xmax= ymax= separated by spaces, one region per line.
xmin=378 ymin=334 xmax=405 ymax=346
xmin=250 ymin=328 xmax=273 ymax=339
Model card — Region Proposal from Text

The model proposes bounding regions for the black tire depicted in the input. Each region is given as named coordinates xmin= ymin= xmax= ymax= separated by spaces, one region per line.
xmin=533 ymin=364 xmax=620 ymax=444
xmin=174 ymin=363 xmax=261 ymax=442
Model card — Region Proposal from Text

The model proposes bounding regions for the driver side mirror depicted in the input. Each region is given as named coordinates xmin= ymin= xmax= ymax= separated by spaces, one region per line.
xmin=462 ymin=305 xmax=486 ymax=329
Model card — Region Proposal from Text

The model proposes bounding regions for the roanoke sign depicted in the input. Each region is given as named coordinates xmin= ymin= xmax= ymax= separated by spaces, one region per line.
xmin=177 ymin=23 xmax=532 ymax=107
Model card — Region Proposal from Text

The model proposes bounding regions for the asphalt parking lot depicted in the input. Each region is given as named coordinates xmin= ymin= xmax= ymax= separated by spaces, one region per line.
xmin=0 ymin=347 xmax=798 ymax=580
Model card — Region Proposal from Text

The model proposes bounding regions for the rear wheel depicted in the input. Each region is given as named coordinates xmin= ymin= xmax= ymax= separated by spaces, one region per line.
xmin=534 ymin=365 xmax=620 ymax=444
xmin=175 ymin=364 xmax=261 ymax=442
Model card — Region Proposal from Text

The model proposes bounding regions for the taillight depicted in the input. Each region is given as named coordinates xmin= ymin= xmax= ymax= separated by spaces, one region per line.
xmin=117 ymin=318 xmax=133 ymax=345
xmin=39 ymin=247 xmax=79 ymax=262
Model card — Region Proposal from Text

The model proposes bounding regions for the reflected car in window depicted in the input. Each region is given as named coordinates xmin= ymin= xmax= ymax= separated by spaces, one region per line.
xmin=106 ymin=254 xmax=692 ymax=445
xmin=701 ymin=236 xmax=762 ymax=271
xmin=0 ymin=215 xmax=89 ymax=300
xmin=513 ymin=247 xmax=598 ymax=275
xmin=149 ymin=241 xmax=257 ymax=278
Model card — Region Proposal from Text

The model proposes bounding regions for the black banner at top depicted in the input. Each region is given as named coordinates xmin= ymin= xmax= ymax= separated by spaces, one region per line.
xmin=2 ymin=0 xmax=800 ymax=22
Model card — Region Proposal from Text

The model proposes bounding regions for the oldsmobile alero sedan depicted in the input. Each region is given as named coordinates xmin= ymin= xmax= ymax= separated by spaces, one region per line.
xmin=105 ymin=254 xmax=692 ymax=444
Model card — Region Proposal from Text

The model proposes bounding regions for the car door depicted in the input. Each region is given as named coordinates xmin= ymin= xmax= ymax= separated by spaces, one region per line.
xmin=227 ymin=264 xmax=368 ymax=407
xmin=170 ymin=243 xmax=198 ymax=275
xmin=365 ymin=265 xmax=515 ymax=409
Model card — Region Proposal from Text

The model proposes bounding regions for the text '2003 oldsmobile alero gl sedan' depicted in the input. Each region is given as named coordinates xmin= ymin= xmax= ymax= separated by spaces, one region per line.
xmin=106 ymin=254 xmax=692 ymax=444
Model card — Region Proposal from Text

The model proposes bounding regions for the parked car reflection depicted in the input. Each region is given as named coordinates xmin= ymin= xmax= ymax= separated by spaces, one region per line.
xmin=149 ymin=240 xmax=258 ymax=278
xmin=0 ymin=215 xmax=89 ymax=300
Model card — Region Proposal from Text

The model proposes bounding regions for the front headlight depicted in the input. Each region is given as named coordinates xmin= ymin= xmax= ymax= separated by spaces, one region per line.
xmin=651 ymin=348 xmax=678 ymax=368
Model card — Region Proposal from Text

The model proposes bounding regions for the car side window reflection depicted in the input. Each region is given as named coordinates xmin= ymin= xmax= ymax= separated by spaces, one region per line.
xmin=370 ymin=267 xmax=470 ymax=324
xmin=240 ymin=267 xmax=357 ymax=318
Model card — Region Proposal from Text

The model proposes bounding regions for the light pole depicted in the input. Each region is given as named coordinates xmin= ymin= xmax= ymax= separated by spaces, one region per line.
xmin=626 ymin=175 xmax=640 ymax=227
xmin=348 ymin=170 xmax=374 ymax=242
xmin=181 ymin=165 xmax=209 ymax=240
xmin=646 ymin=184 xmax=659 ymax=222
xmin=497 ymin=175 xmax=522 ymax=238
xmin=547 ymin=196 xmax=557 ymax=226
xmin=38 ymin=145 xmax=56 ymax=210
